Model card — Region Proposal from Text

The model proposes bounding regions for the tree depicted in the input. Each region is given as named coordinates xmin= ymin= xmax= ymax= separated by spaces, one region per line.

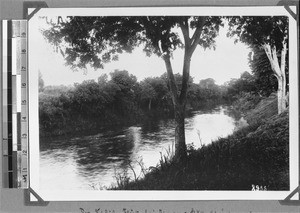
xmin=42 ymin=16 xmax=222 ymax=163
xmin=110 ymin=70 xmax=137 ymax=92
xmin=140 ymin=81 xmax=156 ymax=110
xmin=38 ymin=70 xmax=45 ymax=92
xmin=236 ymin=71 xmax=256 ymax=93
xmin=109 ymin=70 xmax=139 ymax=116
xmin=248 ymin=47 xmax=280 ymax=97
xmin=227 ymin=16 xmax=288 ymax=114
xmin=97 ymin=73 xmax=108 ymax=86
xmin=199 ymin=78 xmax=216 ymax=89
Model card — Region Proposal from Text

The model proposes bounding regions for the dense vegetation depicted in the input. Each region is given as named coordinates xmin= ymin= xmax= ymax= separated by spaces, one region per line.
xmin=109 ymin=93 xmax=289 ymax=190
xmin=40 ymin=15 xmax=290 ymax=189
xmin=39 ymin=58 xmax=289 ymax=191
xmin=39 ymin=49 xmax=289 ymax=190
xmin=39 ymin=65 xmax=286 ymax=138
xmin=39 ymin=70 xmax=230 ymax=137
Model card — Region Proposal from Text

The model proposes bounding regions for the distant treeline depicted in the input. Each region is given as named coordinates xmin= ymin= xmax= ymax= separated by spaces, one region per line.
xmin=39 ymin=69 xmax=273 ymax=137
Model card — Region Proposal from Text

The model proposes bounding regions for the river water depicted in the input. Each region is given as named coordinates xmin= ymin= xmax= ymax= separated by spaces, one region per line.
xmin=39 ymin=105 xmax=241 ymax=190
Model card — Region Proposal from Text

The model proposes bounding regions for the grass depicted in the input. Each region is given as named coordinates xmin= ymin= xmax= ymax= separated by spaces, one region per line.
xmin=109 ymin=93 xmax=289 ymax=190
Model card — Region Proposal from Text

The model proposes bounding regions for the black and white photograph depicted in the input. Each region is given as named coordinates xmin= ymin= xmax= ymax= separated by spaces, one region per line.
xmin=28 ymin=6 xmax=298 ymax=200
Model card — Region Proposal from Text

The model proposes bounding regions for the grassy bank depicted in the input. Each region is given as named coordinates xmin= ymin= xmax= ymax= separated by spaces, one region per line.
xmin=111 ymin=93 xmax=289 ymax=190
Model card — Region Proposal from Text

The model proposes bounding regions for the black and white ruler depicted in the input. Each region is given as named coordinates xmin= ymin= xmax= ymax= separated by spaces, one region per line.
xmin=2 ymin=20 xmax=28 ymax=188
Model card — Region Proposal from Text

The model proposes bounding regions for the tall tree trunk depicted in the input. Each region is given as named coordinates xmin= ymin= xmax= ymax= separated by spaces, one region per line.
xmin=160 ymin=17 xmax=204 ymax=163
xmin=174 ymin=102 xmax=187 ymax=163
xmin=277 ymin=75 xmax=286 ymax=114
xmin=263 ymin=42 xmax=287 ymax=114
xmin=280 ymin=38 xmax=288 ymax=110
xmin=163 ymin=54 xmax=188 ymax=163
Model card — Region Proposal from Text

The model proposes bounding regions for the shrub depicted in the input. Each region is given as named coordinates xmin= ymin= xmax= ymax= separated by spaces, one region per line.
xmin=232 ymin=92 xmax=262 ymax=113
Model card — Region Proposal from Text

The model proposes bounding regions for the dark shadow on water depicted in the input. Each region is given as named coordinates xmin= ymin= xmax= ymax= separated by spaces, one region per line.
xmin=39 ymin=103 xmax=242 ymax=189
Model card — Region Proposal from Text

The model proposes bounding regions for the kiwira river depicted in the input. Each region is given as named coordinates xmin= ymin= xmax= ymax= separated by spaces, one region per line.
xmin=39 ymin=105 xmax=241 ymax=190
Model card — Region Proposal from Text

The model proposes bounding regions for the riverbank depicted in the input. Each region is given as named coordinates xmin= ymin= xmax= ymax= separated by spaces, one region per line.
xmin=39 ymin=100 xmax=225 ymax=138
xmin=110 ymin=93 xmax=289 ymax=190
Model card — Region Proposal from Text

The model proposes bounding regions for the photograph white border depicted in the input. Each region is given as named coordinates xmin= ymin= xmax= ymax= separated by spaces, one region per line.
xmin=28 ymin=6 xmax=299 ymax=201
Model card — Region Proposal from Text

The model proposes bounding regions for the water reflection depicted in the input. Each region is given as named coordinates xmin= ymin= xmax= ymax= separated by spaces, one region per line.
xmin=185 ymin=108 xmax=237 ymax=147
xmin=40 ymin=105 xmax=240 ymax=190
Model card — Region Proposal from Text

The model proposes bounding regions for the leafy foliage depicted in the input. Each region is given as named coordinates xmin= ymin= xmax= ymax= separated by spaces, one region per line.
xmin=232 ymin=92 xmax=262 ymax=113
xmin=227 ymin=16 xmax=288 ymax=49
xmin=224 ymin=71 xmax=257 ymax=98
xmin=227 ymin=16 xmax=289 ymax=114
xmin=42 ymin=15 xmax=224 ymax=161
xmin=248 ymin=46 xmax=289 ymax=97
xmin=42 ymin=16 xmax=222 ymax=69
xmin=38 ymin=70 xmax=45 ymax=92
xmin=39 ymin=71 xmax=228 ymax=136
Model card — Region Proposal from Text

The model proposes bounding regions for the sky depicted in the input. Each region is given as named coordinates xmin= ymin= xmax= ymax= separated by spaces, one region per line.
xmin=29 ymin=15 xmax=251 ymax=87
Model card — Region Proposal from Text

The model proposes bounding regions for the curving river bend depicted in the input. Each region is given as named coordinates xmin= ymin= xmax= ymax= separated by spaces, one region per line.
xmin=39 ymin=105 xmax=241 ymax=190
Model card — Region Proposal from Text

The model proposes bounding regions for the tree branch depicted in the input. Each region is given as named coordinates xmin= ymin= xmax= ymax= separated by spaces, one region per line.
xmin=271 ymin=45 xmax=282 ymax=77
xmin=162 ymin=54 xmax=178 ymax=105
xmin=179 ymin=53 xmax=191 ymax=103
xmin=262 ymin=43 xmax=281 ymax=78
xmin=178 ymin=17 xmax=205 ymax=103
xmin=179 ymin=18 xmax=191 ymax=49
xmin=189 ymin=17 xmax=205 ymax=55
xmin=280 ymin=36 xmax=287 ymax=74
xmin=262 ymin=43 xmax=273 ymax=62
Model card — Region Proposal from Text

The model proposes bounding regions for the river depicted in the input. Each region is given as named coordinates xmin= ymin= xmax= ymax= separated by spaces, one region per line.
xmin=39 ymin=105 xmax=241 ymax=190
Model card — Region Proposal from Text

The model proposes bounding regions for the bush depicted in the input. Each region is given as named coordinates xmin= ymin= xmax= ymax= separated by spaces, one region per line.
xmin=232 ymin=92 xmax=262 ymax=113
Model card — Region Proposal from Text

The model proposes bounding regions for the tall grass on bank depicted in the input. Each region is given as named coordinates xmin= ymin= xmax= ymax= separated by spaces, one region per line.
xmin=232 ymin=91 xmax=262 ymax=113
xmin=110 ymin=108 xmax=289 ymax=190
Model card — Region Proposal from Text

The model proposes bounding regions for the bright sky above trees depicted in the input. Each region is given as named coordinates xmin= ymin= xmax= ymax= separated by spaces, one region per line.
xmin=30 ymin=15 xmax=251 ymax=87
